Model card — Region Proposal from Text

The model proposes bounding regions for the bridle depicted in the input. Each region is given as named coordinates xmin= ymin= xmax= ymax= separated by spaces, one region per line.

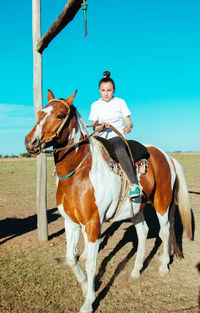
xmin=42 ymin=99 xmax=72 ymax=147
xmin=35 ymin=99 xmax=95 ymax=180
xmin=35 ymin=99 xmax=99 ymax=154
xmin=37 ymin=99 xmax=94 ymax=155
xmin=33 ymin=99 xmax=96 ymax=179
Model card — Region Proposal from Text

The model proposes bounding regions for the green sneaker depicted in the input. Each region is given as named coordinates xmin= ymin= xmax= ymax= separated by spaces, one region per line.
xmin=129 ymin=185 xmax=141 ymax=199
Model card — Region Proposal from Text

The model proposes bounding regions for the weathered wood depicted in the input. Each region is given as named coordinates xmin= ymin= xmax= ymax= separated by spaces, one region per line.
xmin=36 ymin=153 xmax=48 ymax=241
xmin=37 ymin=0 xmax=82 ymax=53
xmin=32 ymin=0 xmax=43 ymax=120
xmin=32 ymin=0 xmax=48 ymax=241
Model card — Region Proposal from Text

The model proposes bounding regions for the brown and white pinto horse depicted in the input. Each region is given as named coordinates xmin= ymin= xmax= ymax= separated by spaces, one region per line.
xmin=25 ymin=90 xmax=192 ymax=313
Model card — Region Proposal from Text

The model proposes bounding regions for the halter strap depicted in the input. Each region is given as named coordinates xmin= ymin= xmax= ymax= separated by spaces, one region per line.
xmin=44 ymin=130 xmax=97 ymax=154
xmin=56 ymin=170 xmax=75 ymax=180
xmin=56 ymin=144 xmax=89 ymax=180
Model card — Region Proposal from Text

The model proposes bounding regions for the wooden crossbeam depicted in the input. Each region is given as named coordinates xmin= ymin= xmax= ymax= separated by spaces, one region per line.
xmin=37 ymin=0 xmax=83 ymax=53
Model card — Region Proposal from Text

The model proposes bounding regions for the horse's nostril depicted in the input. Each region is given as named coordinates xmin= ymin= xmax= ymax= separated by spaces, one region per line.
xmin=25 ymin=136 xmax=39 ymax=150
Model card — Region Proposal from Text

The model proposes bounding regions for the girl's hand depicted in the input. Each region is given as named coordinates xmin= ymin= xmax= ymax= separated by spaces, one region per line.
xmin=123 ymin=125 xmax=132 ymax=134
xmin=95 ymin=122 xmax=110 ymax=132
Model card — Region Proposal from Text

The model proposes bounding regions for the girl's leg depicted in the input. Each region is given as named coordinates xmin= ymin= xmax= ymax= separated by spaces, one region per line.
xmin=108 ymin=137 xmax=141 ymax=198
xmin=109 ymin=137 xmax=136 ymax=183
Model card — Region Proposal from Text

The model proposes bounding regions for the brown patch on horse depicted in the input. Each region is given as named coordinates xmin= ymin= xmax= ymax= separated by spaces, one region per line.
xmin=142 ymin=146 xmax=173 ymax=216
xmin=56 ymin=150 xmax=100 ymax=243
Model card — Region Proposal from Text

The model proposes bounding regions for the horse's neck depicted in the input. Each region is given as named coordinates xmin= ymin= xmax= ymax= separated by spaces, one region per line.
xmin=55 ymin=109 xmax=90 ymax=177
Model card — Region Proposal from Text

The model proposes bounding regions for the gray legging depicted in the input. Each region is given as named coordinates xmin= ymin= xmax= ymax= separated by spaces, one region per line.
xmin=108 ymin=136 xmax=136 ymax=184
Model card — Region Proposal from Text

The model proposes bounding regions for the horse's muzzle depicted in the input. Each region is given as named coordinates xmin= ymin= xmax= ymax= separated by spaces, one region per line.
xmin=25 ymin=135 xmax=45 ymax=155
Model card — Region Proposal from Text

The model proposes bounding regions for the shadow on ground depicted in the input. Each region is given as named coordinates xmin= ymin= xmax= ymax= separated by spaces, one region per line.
xmin=0 ymin=207 xmax=61 ymax=245
xmin=93 ymin=202 xmax=187 ymax=312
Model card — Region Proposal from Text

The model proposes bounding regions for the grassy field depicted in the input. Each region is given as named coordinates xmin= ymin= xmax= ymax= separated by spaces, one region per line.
xmin=0 ymin=154 xmax=199 ymax=313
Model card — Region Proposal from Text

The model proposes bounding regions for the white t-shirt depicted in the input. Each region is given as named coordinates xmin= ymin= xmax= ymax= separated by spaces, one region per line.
xmin=89 ymin=97 xmax=131 ymax=139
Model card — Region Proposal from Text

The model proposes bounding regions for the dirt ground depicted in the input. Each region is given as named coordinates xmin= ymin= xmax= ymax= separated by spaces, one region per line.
xmin=0 ymin=155 xmax=199 ymax=313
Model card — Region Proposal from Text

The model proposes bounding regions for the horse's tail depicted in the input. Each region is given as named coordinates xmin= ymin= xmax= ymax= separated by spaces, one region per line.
xmin=172 ymin=157 xmax=192 ymax=239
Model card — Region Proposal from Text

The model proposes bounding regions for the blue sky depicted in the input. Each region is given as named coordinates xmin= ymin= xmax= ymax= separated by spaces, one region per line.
xmin=0 ymin=0 xmax=200 ymax=155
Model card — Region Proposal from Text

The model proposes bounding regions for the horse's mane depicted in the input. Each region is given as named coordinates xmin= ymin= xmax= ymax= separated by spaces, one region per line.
xmin=74 ymin=106 xmax=90 ymax=136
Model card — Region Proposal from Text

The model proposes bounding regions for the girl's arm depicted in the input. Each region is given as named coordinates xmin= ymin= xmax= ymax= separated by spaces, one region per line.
xmin=123 ymin=116 xmax=133 ymax=134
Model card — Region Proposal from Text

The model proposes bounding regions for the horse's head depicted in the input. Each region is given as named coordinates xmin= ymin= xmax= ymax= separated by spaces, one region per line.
xmin=25 ymin=89 xmax=77 ymax=155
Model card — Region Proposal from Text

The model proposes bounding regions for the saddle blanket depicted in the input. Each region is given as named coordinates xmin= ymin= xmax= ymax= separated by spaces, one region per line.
xmin=92 ymin=137 xmax=149 ymax=220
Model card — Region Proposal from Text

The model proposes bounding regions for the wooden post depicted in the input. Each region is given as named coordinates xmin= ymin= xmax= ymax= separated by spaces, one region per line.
xmin=31 ymin=0 xmax=83 ymax=241
xmin=32 ymin=0 xmax=48 ymax=241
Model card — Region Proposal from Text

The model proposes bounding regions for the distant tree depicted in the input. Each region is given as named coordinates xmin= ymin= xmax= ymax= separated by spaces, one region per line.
xmin=19 ymin=152 xmax=33 ymax=158
xmin=11 ymin=154 xmax=19 ymax=158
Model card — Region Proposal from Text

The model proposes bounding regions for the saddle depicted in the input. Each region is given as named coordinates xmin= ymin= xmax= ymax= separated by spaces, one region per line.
xmin=94 ymin=136 xmax=150 ymax=165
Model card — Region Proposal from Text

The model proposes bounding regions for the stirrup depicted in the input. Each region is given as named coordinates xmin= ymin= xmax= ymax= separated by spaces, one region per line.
xmin=129 ymin=184 xmax=142 ymax=199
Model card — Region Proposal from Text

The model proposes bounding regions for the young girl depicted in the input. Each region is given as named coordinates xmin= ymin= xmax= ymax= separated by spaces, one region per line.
xmin=89 ymin=71 xmax=140 ymax=198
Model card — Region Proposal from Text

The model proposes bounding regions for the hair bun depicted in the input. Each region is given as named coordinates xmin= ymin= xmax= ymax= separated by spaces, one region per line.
xmin=103 ymin=71 xmax=111 ymax=78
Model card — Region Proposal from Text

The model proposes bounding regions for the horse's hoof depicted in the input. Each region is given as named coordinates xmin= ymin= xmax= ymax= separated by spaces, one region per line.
xmin=80 ymin=301 xmax=93 ymax=313
xmin=159 ymin=266 xmax=169 ymax=276
xmin=159 ymin=271 xmax=169 ymax=277
xmin=130 ymin=272 xmax=141 ymax=281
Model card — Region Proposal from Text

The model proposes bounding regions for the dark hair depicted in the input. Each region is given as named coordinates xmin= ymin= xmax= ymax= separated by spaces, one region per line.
xmin=99 ymin=71 xmax=115 ymax=90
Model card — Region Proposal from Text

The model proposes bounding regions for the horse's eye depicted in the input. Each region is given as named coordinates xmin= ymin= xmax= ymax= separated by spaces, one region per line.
xmin=57 ymin=114 xmax=65 ymax=119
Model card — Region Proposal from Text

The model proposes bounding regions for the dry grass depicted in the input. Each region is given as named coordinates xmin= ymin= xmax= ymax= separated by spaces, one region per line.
xmin=0 ymin=154 xmax=199 ymax=313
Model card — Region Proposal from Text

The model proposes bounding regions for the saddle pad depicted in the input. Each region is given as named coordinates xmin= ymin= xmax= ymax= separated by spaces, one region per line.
xmin=94 ymin=136 xmax=150 ymax=163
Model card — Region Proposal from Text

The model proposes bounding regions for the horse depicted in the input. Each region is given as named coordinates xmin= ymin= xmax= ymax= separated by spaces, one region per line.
xmin=25 ymin=90 xmax=192 ymax=313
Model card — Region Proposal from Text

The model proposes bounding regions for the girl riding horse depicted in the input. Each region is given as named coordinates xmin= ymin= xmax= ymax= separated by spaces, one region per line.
xmin=25 ymin=89 xmax=192 ymax=313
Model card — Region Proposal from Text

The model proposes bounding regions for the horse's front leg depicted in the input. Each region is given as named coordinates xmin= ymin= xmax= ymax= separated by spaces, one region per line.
xmin=79 ymin=229 xmax=88 ymax=261
xmin=130 ymin=211 xmax=148 ymax=279
xmin=80 ymin=229 xmax=100 ymax=313
xmin=64 ymin=219 xmax=87 ymax=296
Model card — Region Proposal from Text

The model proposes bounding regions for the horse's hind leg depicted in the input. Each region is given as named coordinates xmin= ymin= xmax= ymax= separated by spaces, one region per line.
xmin=169 ymin=202 xmax=183 ymax=258
xmin=64 ymin=219 xmax=87 ymax=296
xmin=130 ymin=211 xmax=148 ymax=279
xmin=156 ymin=210 xmax=170 ymax=274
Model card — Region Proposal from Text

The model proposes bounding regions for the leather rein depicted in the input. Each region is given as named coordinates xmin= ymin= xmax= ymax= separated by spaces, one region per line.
xmin=43 ymin=122 xmax=135 ymax=167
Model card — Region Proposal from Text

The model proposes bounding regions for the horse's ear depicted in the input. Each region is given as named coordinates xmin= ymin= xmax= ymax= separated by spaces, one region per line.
xmin=47 ymin=89 xmax=55 ymax=101
xmin=65 ymin=90 xmax=78 ymax=106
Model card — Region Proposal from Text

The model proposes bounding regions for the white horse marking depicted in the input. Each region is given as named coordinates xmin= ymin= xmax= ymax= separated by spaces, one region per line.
xmin=131 ymin=211 xmax=149 ymax=279
xmin=35 ymin=106 xmax=53 ymax=139
xmin=156 ymin=209 xmax=170 ymax=274
xmin=68 ymin=110 xmax=89 ymax=152
xmin=89 ymin=138 xmax=121 ymax=223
